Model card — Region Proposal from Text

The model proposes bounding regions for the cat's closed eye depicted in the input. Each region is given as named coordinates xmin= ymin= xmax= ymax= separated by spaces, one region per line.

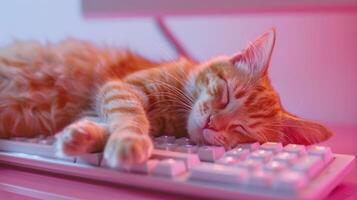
xmin=216 ymin=79 xmax=230 ymax=109
xmin=234 ymin=89 xmax=246 ymax=99
xmin=230 ymin=124 xmax=249 ymax=135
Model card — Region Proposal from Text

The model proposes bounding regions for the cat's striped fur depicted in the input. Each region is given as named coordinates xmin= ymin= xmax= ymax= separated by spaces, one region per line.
xmin=0 ymin=30 xmax=332 ymax=167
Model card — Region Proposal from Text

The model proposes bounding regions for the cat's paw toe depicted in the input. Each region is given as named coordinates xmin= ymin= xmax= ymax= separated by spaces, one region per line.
xmin=104 ymin=133 xmax=153 ymax=168
xmin=55 ymin=120 xmax=104 ymax=156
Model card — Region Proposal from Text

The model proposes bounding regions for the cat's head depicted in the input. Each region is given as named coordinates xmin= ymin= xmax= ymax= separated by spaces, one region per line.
xmin=186 ymin=29 xmax=332 ymax=148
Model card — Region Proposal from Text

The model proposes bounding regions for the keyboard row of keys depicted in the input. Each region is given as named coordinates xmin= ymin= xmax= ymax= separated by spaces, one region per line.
xmin=0 ymin=136 xmax=335 ymax=194
xmin=189 ymin=162 xmax=308 ymax=192
xmin=187 ymin=141 xmax=334 ymax=193
xmin=219 ymin=142 xmax=333 ymax=165
xmin=69 ymin=150 xmax=196 ymax=177
xmin=189 ymin=162 xmax=321 ymax=193
xmin=215 ymin=153 xmax=326 ymax=174
xmin=0 ymin=138 xmax=201 ymax=178
xmin=154 ymin=139 xmax=226 ymax=162
xmin=82 ymin=149 xmax=201 ymax=175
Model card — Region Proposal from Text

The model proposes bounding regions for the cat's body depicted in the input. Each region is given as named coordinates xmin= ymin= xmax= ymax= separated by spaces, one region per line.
xmin=0 ymin=30 xmax=332 ymax=167
xmin=0 ymin=39 xmax=160 ymax=137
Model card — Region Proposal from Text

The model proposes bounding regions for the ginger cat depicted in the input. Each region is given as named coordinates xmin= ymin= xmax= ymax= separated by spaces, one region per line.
xmin=0 ymin=29 xmax=332 ymax=167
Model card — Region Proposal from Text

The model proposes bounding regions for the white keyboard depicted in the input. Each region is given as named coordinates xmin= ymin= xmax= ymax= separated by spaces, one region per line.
xmin=0 ymin=136 xmax=354 ymax=200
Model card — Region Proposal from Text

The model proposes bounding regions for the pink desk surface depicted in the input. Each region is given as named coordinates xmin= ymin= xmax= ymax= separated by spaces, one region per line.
xmin=0 ymin=125 xmax=356 ymax=200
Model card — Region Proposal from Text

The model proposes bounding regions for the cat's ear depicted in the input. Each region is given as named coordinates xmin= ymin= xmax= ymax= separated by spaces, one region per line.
xmin=280 ymin=112 xmax=333 ymax=145
xmin=230 ymin=28 xmax=276 ymax=77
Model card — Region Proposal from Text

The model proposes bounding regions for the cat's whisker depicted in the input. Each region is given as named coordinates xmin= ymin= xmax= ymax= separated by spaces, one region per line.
xmin=148 ymin=99 xmax=191 ymax=111
xmin=147 ymin=87 xmax=192 ymax=109
xmin=148 ymin=80 xmax=194 ymax=104
xmin=147 ymin=95 xmax=192 ymax=109
xmin=147 ymin=95 xmax=190 ymax=106
xmin=162 ymin=70 xmax=189 ymax=91
xmin=168 ymin=72 xmax=194 ymax=101
xmin=146 ymin=92 xmax=193 ymax=109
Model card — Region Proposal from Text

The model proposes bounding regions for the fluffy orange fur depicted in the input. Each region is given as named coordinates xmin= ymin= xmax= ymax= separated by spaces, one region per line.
xmin=0 ymin=39 xmax=157 ymax=138
xmin=0 ymin=30 xmax=332 ymax=167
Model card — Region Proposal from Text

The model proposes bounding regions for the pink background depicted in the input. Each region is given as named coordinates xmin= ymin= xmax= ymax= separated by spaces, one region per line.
xmin=0 ymin=1 xmax=356 ymax=199
xmin=166 ymin=13 xmax=357 ymax=126
xmin=1 ymin=1 xmax=356 ymax=126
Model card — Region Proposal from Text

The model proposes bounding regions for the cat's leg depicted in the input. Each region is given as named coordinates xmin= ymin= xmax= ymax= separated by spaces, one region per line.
xmin=55 ymin=115 xmax=109 ymax=157
xmin=97 ymin=81 xmax=152 ymax=168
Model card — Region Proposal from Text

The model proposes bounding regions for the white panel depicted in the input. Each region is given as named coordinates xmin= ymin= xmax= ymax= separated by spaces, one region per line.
xmin=82 ymin=0 xmax=357 ymax=16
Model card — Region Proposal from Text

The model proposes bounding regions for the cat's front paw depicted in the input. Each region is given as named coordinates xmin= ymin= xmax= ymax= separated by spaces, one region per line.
xmin=55 ymin=120 xmax=107 ymax=157
xmin=103 ymin=133 xmax=153 ymax=168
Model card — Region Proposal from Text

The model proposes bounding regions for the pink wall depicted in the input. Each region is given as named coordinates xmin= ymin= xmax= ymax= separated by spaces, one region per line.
xmin=166 ymin=13 xmax=357 ymax=126
xmin=1 ymin=1 xmax=356 ymax=126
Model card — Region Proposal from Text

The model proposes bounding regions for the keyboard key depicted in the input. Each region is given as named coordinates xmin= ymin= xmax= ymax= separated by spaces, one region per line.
xmin=174 ymin=137 xmax=191 ymax=145
xmin=274 ymin=171 xmax=307 ymax=193
xmin=124 ymin=159 xmax=159 ymax=174
xmin=248 ymin=150 xmax=273 ymax=162
xmin=236 ymin=142 xmax=260 ymax=151
xmin=175 ymin=144 xmax=198 ymax=154
xmin=235 ymin=159 xmax=262 ymax=171
xmin=216 ymin=156 xmax=240 ymax=165
xmin=260 ymin=142 xmax=283 ymax=153
xmin=154 ymin=136 xmax=176 ymax=144
xmin=152 ymin=149 xmax=200 ymax=169
xmin=273 ymin=152 xmax=298 ymax=165
xmin=248 ymin=170 xmax=274 ymax=188
xmin=292 ymin=155 xmax=324 ymax=178
xmin=190 ymin=163 xmax=248 ymax=184
xmin=153 ymin=159 xmax=186 ymax=177
xmin=263 ymin=160 xmax=287 ymax=173
xmin=198 ymin=146 xmax=225 ymax=162
xmin=100 ymin=159 xmax=159 ymax=174
xmin=308 ymin=146 xmax=333 ymax=164
xmin=283 ymin=144 xmax=306 ymax=155
xmin=155 ymin=143 xmax=177 ymax=151
xmin=77 ymin=153 xmax=102 ymax=166
xmin=225 ymin=148 xmax=249 ymax=160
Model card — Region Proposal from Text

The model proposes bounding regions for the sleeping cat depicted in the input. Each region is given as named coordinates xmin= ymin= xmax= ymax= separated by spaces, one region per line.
xmin=0 ymin=29 xmax=332 ymax=167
